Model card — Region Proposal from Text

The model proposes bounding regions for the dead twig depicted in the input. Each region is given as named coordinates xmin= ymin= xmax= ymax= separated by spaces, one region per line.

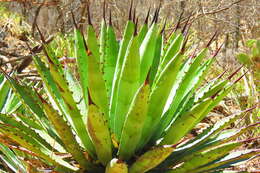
xmin=16 ymin=35 xmax=54 ymax=73
xmin=166 ymin=0 xmax=247 ymax=31
xmin=0 ymin=35 xmax=53 ymax=72
xmin=32 ymin=0 xmax=45 ymax=37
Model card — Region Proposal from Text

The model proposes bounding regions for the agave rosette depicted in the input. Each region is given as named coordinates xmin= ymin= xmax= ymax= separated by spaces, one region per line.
xmin=0 ymin=2 xmax=259 ymax=173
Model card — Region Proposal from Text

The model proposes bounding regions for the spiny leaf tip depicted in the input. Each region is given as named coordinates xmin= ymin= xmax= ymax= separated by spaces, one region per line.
xmin=227 ymin=65 xmax=244 ymax=80
xmin=87 ymin=1 xmax=92 ymax=25
xmin=144 ymin=7 xmax=151 ymax=24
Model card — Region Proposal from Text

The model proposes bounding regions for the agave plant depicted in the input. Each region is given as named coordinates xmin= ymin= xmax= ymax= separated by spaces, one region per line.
xmin=0 ymin=3 xmax=259 ymax=173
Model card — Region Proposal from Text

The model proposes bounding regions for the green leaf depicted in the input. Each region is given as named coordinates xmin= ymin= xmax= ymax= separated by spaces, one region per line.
xmin=118 ymin=84 xmax=150 ymax=160
xmin=0 ymin=77 xmax=10 ymax=112
xmin=43 ymin=46 xmax=96 ymax=157
xmin=138 ymin=52 xmax=184 ymax=149
xmin=87 ymin=105 xmax=112 ymax=166
xmin=139 ymin=23 xmax=158 ymax=84
xmin=74 ymin=29 xmax=89 ymax=107
xmin=149 ymin=32 xmax=163 ymax=85
xmin=245 ymin=39 xmax=256 ymax=48
xmin=160 ymin=98 xmax=213 ymax=145
xmin=0 ymin=113 xmax=54 ymax=151
xmin=88 ymin=49 xmax=109 ymax=119
xmin=0 ymin=124 xmax=78 ymax=172
xmin=87 ymin=25 xmax=100 ymax=63
xmin=252 ymin=47 xmax=259 ymax=58
xmin=160 ymin=33 xmax=184 ymax=72
xmin=114 ymin=35 xmax=140 ymax=140
xmin=64 ymin=67 xmax=87 ymax=118
xmin=109 ymin=21 xmax=135 ymax=133
xmin=0 ymin=144 xmax=26 ymax=173
xmin=192 ymin=149 xmax=260 ymax=173
xmin=166 ymin=142 xmax=242 ymax=173
xmin=104 ymin=24 xmax=119 ymax=97
xmin=99 ymin=20 xmax=107 ymax=70
xmin=40 ymin=97 xmax=96 ymax=170
xmin=236 ymin=53 xmax=251 ymax=65
xmin=129 ymin=145 xmax=174 ymax=173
